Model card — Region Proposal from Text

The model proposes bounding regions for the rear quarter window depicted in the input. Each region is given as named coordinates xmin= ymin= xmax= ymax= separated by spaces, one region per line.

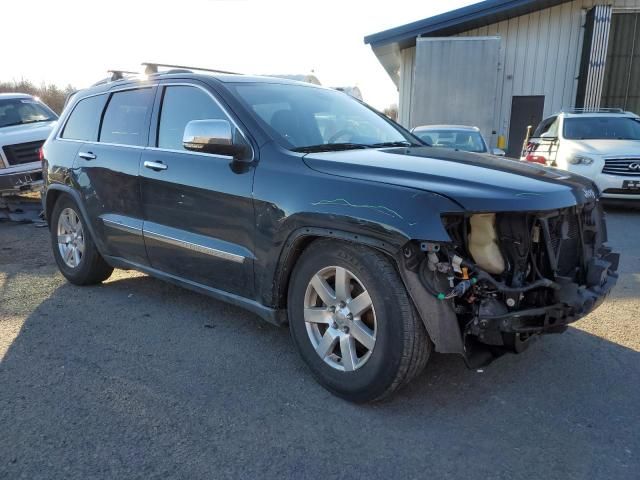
xmin=99 ymin=88 xmax=154 ymax=146
xmin=61 ymin=95 xmax=107 ymax=141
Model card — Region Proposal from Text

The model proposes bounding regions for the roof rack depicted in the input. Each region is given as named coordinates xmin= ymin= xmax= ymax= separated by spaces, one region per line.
xmin=108 ymin=69 xmax=139 ymax=81
xmin=563 ymin=107 xmax=626 ymax=114
xmin=91 ymin=69 xmax=140 ymax=87
xmin=141 ymin=62 xmax=241 ymax=75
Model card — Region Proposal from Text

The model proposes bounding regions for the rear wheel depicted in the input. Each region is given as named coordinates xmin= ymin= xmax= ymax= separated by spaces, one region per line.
xmin=288 ymin=240 xmax=431 ymax=402
xmin=50 ymin=196 xmax=113 ymax=285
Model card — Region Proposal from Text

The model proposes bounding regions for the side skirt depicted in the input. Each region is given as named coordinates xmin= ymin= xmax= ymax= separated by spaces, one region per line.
xmin=104 ymin=255 xmax=286 ymax=327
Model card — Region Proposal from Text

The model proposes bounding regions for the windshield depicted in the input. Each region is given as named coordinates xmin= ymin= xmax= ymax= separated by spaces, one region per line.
xmin=0 ymin=97 xmax=57 ymax=128
xmin=413 ymin=129 xmax=487 ymax=153
xmin=563 ymin=116 xmax=640 ymax=140
xmin=230 ymin=83 xmax=418 ymax=151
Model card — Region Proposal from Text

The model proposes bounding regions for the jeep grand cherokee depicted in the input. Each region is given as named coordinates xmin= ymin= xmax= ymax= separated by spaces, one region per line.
xmin=42 ymin=64 xmax=619 ymax=402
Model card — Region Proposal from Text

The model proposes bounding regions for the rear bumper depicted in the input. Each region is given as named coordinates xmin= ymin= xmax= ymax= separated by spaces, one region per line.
xmin=0 ymin=168 xmax=43 ymax=194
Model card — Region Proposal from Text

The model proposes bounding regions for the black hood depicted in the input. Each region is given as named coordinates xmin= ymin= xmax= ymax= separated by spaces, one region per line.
xmin=303 ymin=146 xmax=597 ymax=212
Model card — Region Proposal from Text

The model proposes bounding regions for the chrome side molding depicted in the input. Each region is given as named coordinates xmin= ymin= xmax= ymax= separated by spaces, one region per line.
xmin=143 ymin=230 xmax=245 ymax=264
xmin=102 ymin=217 xmax=142 ymax=235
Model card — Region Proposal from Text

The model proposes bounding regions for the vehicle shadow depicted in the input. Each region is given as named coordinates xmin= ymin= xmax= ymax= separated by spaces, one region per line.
xmin=0 ymin=222 xmax=55 ymax=274
xmin=1 ymin=274 xmax=638 ymax=479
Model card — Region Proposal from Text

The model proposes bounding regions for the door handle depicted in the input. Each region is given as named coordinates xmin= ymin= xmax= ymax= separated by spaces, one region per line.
xmin=78 ymin=151 xmax=96 ymax=161
xmin=144 ymin=160 xmax=168 ymax=171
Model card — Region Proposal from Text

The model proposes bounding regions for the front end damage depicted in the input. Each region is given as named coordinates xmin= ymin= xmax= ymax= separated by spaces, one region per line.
xmin=399 ymin=201 xmax=619 ymax=366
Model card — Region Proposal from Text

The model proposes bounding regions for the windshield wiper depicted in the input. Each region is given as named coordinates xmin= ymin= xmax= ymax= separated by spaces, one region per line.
xmin=292 ymin=143 xmax=370 ymax=153
xmin=369 ymin=141 xmax=417 ymax=148
xmin=0 ymin=119 xmax=52 ymax=128
xmin=22 ymin=119 xmax=53 ymax=124
xmin=0 ymin=121 xmax=25 ymax=128
xmin=292 ymin=140 xmax=421 ymax=153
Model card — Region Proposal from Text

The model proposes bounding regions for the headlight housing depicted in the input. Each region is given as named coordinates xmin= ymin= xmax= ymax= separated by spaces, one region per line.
xmin=567 ymin=154 xmax=594 ymax=165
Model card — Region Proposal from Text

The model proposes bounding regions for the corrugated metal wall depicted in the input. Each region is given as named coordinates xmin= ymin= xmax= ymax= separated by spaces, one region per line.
xmin=398 ymin=0 xmax=640 ymax=148
xmin=601 ymin=11 xmax=640 ymax=113
xmin=399 ymin=48 xmax=415 ymax=126
xmin=580 ymin=5 xmax=614 ymax=109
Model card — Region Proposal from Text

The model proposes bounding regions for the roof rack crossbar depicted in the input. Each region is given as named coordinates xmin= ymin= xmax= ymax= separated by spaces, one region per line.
xmin=108 ymin=70 xmax=140 ymax=81
xmin=141 ymin=62 xmax=241 ymax=75
xmin=91 ymin=69 xmax=140 ymax=86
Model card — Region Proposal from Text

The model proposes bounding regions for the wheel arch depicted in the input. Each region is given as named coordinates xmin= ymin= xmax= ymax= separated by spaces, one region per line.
xmin=271 ymin=226 xmax=406 ymax=311
xmin=272 ymin=226 xmax=465 ymax=356
xmin=44 ymin=188 xmax=62 ymax=226
xmin=44 ymin=185 xmax=106 ymax=256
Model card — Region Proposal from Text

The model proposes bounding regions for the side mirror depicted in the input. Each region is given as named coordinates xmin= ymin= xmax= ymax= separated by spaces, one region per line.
xmin=492 ymin=147 xmax=506 ymax=156
xmin=183 ymin=119 xmax=250 ymax=160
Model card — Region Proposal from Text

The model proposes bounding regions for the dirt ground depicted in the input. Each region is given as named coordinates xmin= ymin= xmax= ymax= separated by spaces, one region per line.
xmin=0 ymin=206 xmax=638 ymax=479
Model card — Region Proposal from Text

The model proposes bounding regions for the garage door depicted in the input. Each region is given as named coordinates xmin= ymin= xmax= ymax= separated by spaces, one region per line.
xmin=410 ymin=37 xmax=500 ymax=146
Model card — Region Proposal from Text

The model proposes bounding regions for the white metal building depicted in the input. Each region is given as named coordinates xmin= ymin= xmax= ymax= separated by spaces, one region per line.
xmin=365 ymin=0 xmax=640 ymax=156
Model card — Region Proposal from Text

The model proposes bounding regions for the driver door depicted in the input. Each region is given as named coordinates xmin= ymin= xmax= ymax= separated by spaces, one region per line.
xmin=140 ymin=81 xmax=256 ymax=296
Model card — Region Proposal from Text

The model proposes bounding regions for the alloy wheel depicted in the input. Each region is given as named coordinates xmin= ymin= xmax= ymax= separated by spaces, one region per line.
xmin=303 ymin=266 xmax=377 ymax=371
xmin=57 ymin=207 xmax=85 ymax=268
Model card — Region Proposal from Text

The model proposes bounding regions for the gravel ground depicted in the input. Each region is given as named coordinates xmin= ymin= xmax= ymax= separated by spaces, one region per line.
xmin=0 ymin=207 xmax=638 ymax=479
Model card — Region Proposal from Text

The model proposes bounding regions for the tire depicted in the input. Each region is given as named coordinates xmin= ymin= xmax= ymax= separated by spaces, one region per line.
xmin=288 ymin=240 xmax=431 ymax=403
xmin=50 ymin=195 xmax=113 ymax=285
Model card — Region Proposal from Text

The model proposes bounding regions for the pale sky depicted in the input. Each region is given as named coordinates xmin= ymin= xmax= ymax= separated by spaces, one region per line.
xmin=1 ymin=0 xmax=475 ymax=110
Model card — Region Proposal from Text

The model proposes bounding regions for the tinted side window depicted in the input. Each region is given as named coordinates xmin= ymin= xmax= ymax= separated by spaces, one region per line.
xmin=61 ymin=95 xmax=107 ymax=141
xmin=158 ymin=86 xmax=227 ymax=150
xmin=99 ymin=89 xmax=153 ymax=146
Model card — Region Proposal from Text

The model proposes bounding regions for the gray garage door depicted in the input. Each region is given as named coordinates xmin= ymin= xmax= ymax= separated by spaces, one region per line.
xmin=410 ymin=37 xmax=500 ymax=146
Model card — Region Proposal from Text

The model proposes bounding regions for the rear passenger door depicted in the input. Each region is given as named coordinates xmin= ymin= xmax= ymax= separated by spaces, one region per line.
xmin=140 ymin=81 xmax=256 ymax=296
xmin=73 ymin=86 xmax=156 ymax=265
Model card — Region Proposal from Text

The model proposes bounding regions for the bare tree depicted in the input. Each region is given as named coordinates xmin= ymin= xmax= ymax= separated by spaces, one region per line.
xmin=0 ymin=79 xmax=76 ymax=114
xmin=383 ymin=104 xmax=398 ymax=121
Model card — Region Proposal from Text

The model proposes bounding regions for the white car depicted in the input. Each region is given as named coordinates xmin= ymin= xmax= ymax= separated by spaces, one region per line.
xmin=0 ymin=93 xmax=58 ymax=194
xmin=522 ymin=109 xmax=640 ymax=201
xmin=411 ymin=125 xmax=505 ymax=156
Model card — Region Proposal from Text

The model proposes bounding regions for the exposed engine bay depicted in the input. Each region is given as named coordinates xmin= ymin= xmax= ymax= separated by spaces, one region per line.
xmin=401 ymin=201 xmax=619 ymax=365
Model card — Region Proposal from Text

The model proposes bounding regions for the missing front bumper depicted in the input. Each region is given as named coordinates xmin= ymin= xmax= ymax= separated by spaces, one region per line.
xmin=470 ymin=267 xmax=617 ymax=350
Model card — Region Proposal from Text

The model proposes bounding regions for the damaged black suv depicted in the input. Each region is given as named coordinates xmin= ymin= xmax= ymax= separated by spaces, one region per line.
xmin=42 ymin=64 xmax=619 ymax=402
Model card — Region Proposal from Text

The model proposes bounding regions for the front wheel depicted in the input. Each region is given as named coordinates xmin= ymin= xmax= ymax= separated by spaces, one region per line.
xmin=288 ymin=240 xmax=431 ymax=403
